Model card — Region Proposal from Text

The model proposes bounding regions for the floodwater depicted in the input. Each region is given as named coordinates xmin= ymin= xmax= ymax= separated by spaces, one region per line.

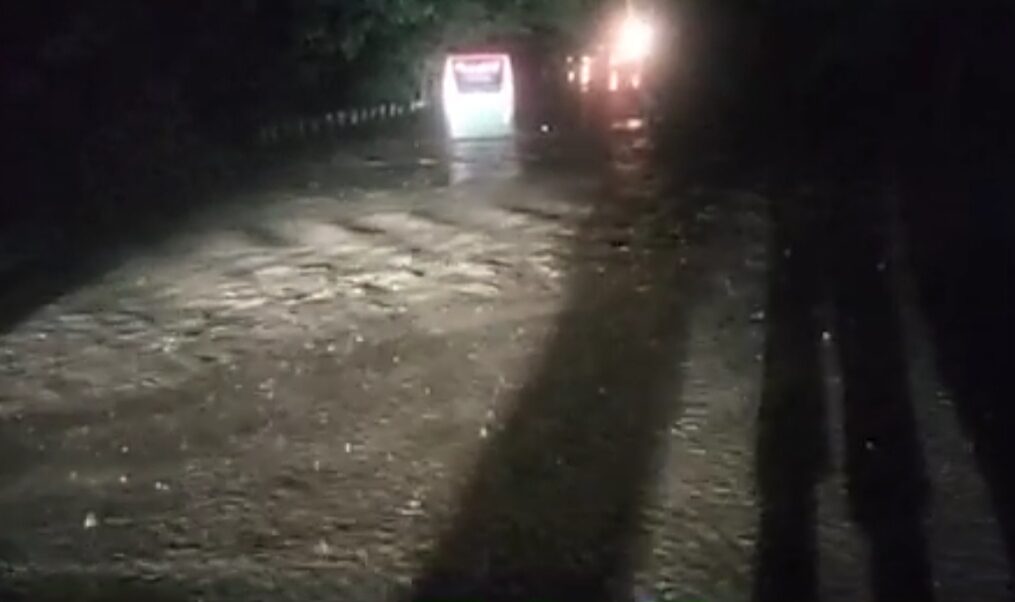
xmin=1 ymin=116 xmax=1012 ymax=601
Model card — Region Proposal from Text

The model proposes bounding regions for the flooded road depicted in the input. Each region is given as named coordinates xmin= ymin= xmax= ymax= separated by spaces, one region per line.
xmin=0 ymin=118 xmax=1011 ymax=601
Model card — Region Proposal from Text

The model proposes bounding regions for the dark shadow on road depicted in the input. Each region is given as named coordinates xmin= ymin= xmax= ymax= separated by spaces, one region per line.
xmin=409 ymin=127 xmax=696 ymax=601
xmin=0 ymin=120 xmax=431 ymax=337
xmin=753 ymin=187 xmax=933 ymax=602
xmin=899 ymin=127 xmax=1015 ymax=596
xmin=0 ymin=164 xmax=272 ymax=337
xmin=894 ymin=8 xmax=1015 ymax=592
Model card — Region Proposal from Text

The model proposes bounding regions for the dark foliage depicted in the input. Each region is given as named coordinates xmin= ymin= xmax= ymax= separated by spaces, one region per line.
xmin=1 ymin=0 xmax=596 ymax=233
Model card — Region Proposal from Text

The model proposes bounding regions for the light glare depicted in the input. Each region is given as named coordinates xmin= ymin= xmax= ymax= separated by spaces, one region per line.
xmin=613 ymin=14 xmax=654 ymax=64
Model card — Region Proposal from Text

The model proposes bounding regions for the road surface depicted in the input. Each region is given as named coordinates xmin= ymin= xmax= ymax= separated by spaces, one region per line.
xmin=0 ymin=116 xmax=1012 ymax=601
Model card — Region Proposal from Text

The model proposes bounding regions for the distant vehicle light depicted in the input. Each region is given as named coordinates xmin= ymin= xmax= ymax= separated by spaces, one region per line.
xmin=612 ymin=13 xmax=655 ymax=65
xmin=579 ymin=56 xmax=593 ymax=88
xmin=442 ymin=53 xmax=515 ymax=139
xmin=612 ymin=117 xmax=645 ymax=132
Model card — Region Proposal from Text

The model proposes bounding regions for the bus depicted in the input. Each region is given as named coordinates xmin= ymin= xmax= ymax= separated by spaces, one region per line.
xmin=442 ymin=53 xmax=516 ymax=139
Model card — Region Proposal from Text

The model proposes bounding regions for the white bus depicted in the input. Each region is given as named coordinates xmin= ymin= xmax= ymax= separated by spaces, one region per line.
xmin=441 ymin=53 xmax=515 ymax=139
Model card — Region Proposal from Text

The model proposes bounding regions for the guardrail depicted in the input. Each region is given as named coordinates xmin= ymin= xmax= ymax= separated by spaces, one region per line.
xmin=256 ymin=98 xmax=429 ymax=145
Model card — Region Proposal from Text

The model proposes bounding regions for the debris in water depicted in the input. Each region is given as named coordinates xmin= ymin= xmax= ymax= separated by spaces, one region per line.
xmin=398 ymin=498 xmax=425 ymax=516
xmin=750 ymin=310 xmax=766 ymax=323
xmin=315 ymin=540 xmax=332 ymax=556
xmin=479 ymin=426 xmax=489 ymax=439
xmin=723 ymin=276 xmax=736 ymax=296
xmin=83 ymin=512 xmax=98 ymax=529
xmin=821 ymin=331 xmax=832 ymax=343
xmin=259 ymin=378 xmax=276 ymax=400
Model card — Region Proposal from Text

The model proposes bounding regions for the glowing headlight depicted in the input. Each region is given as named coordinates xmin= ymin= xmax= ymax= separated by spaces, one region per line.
xmin=613 ymin=14 xmax=655 ymax=64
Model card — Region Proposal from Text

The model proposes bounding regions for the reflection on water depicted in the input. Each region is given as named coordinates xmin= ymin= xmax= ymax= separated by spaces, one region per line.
xmin=601 ymin=123 xmax=657 ymax=203
xmin=441 ymin=120 xmax=656 ymax=204
xmin=447 ymin=137 xmax=521 ymax=186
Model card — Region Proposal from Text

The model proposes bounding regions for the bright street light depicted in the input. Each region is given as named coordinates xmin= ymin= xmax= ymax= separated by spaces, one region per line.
xmin=611 ymin=12 xmax=655 ymax=65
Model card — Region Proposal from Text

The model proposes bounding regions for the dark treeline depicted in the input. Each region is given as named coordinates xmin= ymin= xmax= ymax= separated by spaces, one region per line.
xmin=1 ymin=0 xmax=594 ymax=229
xmin=4 ymin=1 xmax=292 ymax=226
